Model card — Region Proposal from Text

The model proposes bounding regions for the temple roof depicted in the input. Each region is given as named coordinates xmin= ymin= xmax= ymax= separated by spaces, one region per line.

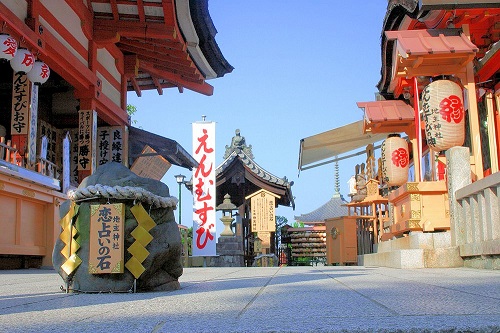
xmin=216 ymin=132 xmax=294 ymax=209
xmin=90 ymin=0 xmax=233 ymax=97
xmin=294 ymin=194 xmax=348 ymax=224
xmin=378 ymin=0 xmax=500 ymax=98
xmin=128 ymin=126 xmax=197 ymax=170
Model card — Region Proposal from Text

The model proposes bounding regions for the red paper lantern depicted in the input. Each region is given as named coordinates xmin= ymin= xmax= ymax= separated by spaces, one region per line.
xmin=421 ymin=80 xmax=465 ymax=151
xmin=27 ymin=60 xmax=50 ymax=85
xmin=0 ymin=34 xmax=17 ymax=61
xmin=10 ymin=48 xmax=34 ymax=73
xmin=381 ymin=134 xmax=409 ymax=186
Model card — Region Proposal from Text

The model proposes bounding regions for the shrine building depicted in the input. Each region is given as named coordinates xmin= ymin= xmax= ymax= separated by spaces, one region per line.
xmin=0 ymin=0 xmax=232 ymax=269
xmin=298 ymin=0 xmax=500 ymax=269
xmin=216 ymin=129 xmax=295 ymax=266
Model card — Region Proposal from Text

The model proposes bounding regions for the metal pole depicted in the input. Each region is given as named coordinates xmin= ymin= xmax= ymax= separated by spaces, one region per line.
xmin=178 ymin=182 xmax=182 ymax=225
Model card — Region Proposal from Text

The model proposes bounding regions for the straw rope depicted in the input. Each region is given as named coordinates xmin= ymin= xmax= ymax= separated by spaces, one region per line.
xmin=67 ymin=184 xmax=178 ymax=208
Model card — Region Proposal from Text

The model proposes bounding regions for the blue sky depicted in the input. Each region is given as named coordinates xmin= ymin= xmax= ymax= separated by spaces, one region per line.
xmin=127 ymin=1 xmax=389 ymax=231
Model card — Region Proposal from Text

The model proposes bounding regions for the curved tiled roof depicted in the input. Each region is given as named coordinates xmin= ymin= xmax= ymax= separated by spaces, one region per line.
xmin=216 ymin=148 xmax=295 ymax=209
xmin=217 ymin=149 xmax=291 ymax=188
xmin=377 ymin=0 xmax=419 ymax=97
xmin=294 ymin=194 xmax=348 ymax=223
xmin=188 ymin=0 xmax=234 ymax=77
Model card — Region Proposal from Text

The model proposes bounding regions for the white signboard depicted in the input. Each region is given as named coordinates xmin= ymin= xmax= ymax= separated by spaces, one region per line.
xmin=192 ymin=121 xmax=216 ymax=257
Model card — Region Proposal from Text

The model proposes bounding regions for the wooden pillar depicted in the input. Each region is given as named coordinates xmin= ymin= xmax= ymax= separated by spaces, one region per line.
xmin=485 ymin=91 xmax=499 ymax=174
xmin=461 ymin=24 xmax=484 ymax=180
xmin=495 ymin=88 xmax=500 ymax=166
xmin=412 ymin=77 xmax=422 ymax=182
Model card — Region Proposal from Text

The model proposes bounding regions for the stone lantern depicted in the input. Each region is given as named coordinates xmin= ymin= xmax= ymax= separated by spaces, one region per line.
xmin=216 ymin=194 xmax=237 ymax=236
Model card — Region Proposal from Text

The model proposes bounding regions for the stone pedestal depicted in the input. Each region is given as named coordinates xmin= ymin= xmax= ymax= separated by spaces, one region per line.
xmin=445 ymin=147 xmax=471 ymax=247
xmin=214 ymin=236 xmax=244 ymax=267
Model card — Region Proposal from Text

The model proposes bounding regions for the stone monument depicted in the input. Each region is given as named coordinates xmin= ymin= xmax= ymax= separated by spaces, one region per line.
xmin=53 ymin=162 xmax=183 ymax=292
xmin=213 ymin=194 xmax=244 ymax=267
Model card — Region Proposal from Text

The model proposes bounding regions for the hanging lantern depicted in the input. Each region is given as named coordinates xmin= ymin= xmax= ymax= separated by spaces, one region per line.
xmin=0 ymin=33 xmax=18 ymax=61
xmin=10 ymin=48 xmax=35 ymax=73
xmin=421 ymin=79 xmax=465 ymax=151
xmin=381 ymin=134 xmax=409 ymax=187
xmin=27 ymin=60 xmax=50 ymax=85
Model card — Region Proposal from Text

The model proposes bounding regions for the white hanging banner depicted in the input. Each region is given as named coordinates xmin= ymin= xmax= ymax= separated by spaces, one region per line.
xmin=192 ymin=121 xmax=216 ymax=257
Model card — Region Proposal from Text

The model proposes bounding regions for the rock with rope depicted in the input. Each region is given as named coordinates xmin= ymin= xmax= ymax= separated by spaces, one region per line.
xmin=53 ymin=162 xmax=184 ymax=292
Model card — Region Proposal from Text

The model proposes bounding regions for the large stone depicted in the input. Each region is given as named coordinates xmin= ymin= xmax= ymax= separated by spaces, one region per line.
xmin=53 ymin=162 xmax=182 ymax=292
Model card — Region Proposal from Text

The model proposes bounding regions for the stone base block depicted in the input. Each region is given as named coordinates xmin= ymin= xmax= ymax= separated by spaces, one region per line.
xmin=359 ymin=249 xmax=424 ymax=269
xmin=463 ymin=255 xmax=500 ymax=270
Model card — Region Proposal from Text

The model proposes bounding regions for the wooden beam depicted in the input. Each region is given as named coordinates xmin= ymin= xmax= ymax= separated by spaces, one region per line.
xmin=119 ymin=38 xmax=188 ymax=59
xmin=152 ymin=77 xmax=163 ymax=95
xmin=119 ymin=44 xmax=197 ymax=77
xmin=110 ymin=0 xmax=119 ymax=21
xmin=137 ymin=0 xmax=146 ymax=22
xmin=140 ymin=62 xmax=213 ymax=96
xmin=476 ymin=51 xmax=500 ymax=83
xmin=130 ymin=77 xmax=142 ymax=97
xmin=94 ymin=19 xmax=176 ymax=39
xmin=124 ymin=54 xmax=139 ymax=77
xmin=65 ymin=0 xmax=93 ymax=40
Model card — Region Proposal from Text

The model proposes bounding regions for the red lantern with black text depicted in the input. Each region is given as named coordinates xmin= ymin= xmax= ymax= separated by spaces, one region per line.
xmin=10 ymin=48 xmax=34 ymax=73
xmin=0 ymin=33 xmax=17 ymax=61
xmin=381 ymin=134 xmax=409 ymax=187
xmin=27 ymin=60 xmax=50 ymax=85
xmin=421 ymin=80 xmax=465 ymax=151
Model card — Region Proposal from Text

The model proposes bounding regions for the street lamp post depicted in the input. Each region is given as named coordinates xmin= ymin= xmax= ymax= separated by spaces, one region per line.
xmin=174 ymin=174 xmax=186 ymax=225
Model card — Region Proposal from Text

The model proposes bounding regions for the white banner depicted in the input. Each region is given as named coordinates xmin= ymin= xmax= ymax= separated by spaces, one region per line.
xmin=192 ymin=121 xmax=216 ymax=257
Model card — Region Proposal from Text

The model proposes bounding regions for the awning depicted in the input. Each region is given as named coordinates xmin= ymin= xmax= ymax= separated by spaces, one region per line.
xmin=298 ymin=121 xmax=388 ymax=171
xmin=357 ymin=100 xmax=415 ymax=136
xmin=128 ymin=126 xmax=198 ymax=170
xmin=386 ymin=29 xmax=478 ymax=80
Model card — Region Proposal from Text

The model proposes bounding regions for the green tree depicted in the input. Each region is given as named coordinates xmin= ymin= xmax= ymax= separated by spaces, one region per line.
xmin=292 ymin=221 xmax=304 ymax=228
xmin=126 ymin=104 xmax=138 ymax=125
xmin=275 ymin=216 xmax=288 ymax=254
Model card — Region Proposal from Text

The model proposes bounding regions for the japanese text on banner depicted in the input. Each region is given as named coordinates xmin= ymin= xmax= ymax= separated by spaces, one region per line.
xmin=192 ymin=122 xmax=216 ymax=257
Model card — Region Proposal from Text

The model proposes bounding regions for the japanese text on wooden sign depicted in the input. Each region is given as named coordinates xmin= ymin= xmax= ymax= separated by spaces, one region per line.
xmin=250 ymin=191 xmax=277 ymax=232
xmin=89 ymin=203 xmax=124 ymax=274
xmin=78 ymin=110 xmax=97 ymax=172
xmin=192 ymin=122 xmax=216 ymax=256
xmin=11 ymin=72 xmax=29 ymax=135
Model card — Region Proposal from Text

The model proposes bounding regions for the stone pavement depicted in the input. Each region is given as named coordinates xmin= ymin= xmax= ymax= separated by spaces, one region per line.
xmin=0 ymin=266 xmax=499 ymax=333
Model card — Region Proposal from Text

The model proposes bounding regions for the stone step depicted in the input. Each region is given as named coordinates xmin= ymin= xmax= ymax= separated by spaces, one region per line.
xmin=359 ymin=246 xmax=463 ymax=268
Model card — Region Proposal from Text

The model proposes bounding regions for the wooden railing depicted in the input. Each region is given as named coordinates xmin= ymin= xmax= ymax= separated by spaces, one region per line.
xmin=0 ymin=136 xmax=59 ymax=182
xmin=0 ymin=137 xmax=21 ymax=165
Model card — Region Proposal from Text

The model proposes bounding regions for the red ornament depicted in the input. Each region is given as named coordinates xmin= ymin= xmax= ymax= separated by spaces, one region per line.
xmin=10 ymin=48 xmax=34 ymax=73
xmin=391 ymin=148 xmax=409 ymax=168
xmin=439 ymin=95 xmax=464 ymax=123
xmin=0 ymin=34 xmax=17 ymax=61
xmin=27 ymin=60 xmax=50 ymax=85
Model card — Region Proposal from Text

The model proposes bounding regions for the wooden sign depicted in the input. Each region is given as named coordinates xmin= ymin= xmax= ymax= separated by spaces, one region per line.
xmin=97 ymin=126 xmax=128 ymax=167
xmin=89 ymin=203 xmax=124 ymax=274
xmin=77 ymin=110 xmax=97 ymax=172
xmin=130 ymin=145 xmax=171 ymax=180
xmin=11 ymin=72 xmax=29 ymax=135
xmin=247 ymin=189 xmax=280 ymax=232
xmin=27 ymin=83 xmax=38 ymax=167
